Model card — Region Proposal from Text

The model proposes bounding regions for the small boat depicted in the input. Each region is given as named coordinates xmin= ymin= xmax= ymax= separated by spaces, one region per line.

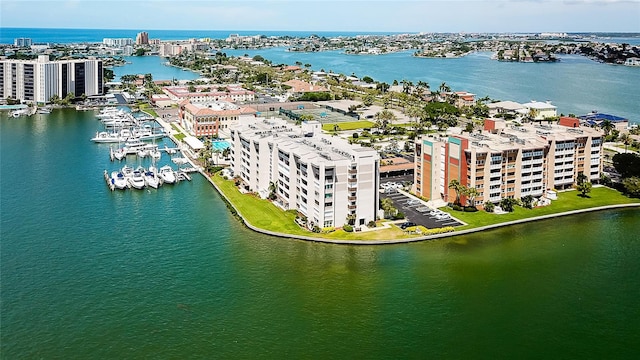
xmin=172 ymin=157 xmax=188 ymax=165
xmin=164 ymin=145 xmax=177 ymax=154
xmin=110 ymin=171 xmax=128 ymax=189
xmin=37 ymin=107 xmax=52 ymax=114
xmin=11 ymin=109 xmax=28 ymax=118
xmin=121 ymin=165 xmax=134 ymax=178
xmin=92 ymin=129 xmax=133 ymax=143
xmin=129 ymin=167 xmax=146 ymax=189
xmin=159 ymin=165 xmax=177 ymax=184
xmin=144 ymin=167 xmax=160 ymax=189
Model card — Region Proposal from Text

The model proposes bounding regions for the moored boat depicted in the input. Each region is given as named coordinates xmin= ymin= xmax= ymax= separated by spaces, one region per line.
xmin=129 ymin=167 xmax=146 ymax=189
xmin=159 ymin=165 xmax=177 ymax=184
xmin=110 ymin=171 xmax=128 ymax=189
xmin=144 ymin=167 xmax=160 ymax=189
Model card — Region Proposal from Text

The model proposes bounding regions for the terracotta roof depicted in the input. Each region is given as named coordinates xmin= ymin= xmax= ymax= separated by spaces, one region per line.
xmin=283 ymin=79 xmax=328 ymax=93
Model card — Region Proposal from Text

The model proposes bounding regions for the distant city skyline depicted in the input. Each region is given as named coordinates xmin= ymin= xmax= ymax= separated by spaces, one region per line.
xmin=1 ymin=0 xmax=639 ymax=33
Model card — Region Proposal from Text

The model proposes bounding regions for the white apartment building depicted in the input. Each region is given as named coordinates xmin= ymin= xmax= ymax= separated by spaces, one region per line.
xmin=230 ymin=118 xmax=380 ymax=229
xmin=0 ymin=55 xmax=103 ymax=103
xmin=102 ymin=38 xmax=134 ymax=47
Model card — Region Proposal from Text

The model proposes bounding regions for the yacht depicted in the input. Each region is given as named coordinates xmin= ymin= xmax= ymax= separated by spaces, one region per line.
xmin=132 ymin=125 xmax=166 ymax=141
xmin=159 ymin=165 xmax=177 ymax=184
xmin=96 ymin=108 xmax=125 ymax=119
xmin=121 ymin=165 xmax=134 ymax=178
xmin=144 ymin=167 xmax=160 ymax=189
xmin=129 ymin=167 xmax=146 ymax=189
xmin=110 ymin=171 xmax=128 ymax=190
xmin=92 ymin=129 xmax=133 ymax=143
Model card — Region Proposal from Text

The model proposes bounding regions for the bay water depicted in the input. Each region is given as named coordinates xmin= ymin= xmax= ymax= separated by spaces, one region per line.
xmin=110 ymin=48 xmax=639 ymax=124
xmin=1 ymin=109 xmax=639 ymax=358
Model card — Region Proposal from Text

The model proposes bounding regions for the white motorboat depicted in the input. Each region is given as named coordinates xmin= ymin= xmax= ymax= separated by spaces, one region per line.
xmin=159 ymin=165 xmax=177 ymax=184
xmin=11 ymin=109 xmax=28 ymax=117
xmin=129 ymin=167 xmax=146 ymax=189
xmin=110 ymin=171 xmax=128 ymax=189
xmin=121 ymin=165 xmax=134 ymax=178
xmin=96 ymin=108 xmax=125 ymax=119
xmin=92 ymin=128 xmax=133 ymax=143
xmin=132 ymin=125 xmax=166 ymax=141
xmin=144 ymin=167 xmax=160 ymax=189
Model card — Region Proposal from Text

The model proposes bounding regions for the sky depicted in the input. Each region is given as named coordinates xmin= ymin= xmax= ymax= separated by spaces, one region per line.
xmin=1 ymin=0 xmax=639 ymax=33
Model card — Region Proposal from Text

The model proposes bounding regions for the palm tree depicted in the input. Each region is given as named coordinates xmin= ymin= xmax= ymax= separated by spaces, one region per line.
xmin=375 ymin=110 xmax=397 ymax=130
xmin=600 ymin=119 xmax=614 ymax=137
xmin=619 ymin=132 xmax=632 ymax=152
xmin=448 ymin=179 xmax=461 ymax=205
xmin=465 ymin=187 xmax=480 ymax=207
xmin=439 ymin=82 xmax=451 ymax=94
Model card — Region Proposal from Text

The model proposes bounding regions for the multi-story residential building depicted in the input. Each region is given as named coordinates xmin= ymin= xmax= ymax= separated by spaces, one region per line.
xmin=229 ymin=118 xmax=380 ymax=229
xmin=178 ymin=99 xmax=256 ymax=137
xmin=0 ymin=55 xmax=103 ymax=103
xmin=163 ymin=84 xmax=255 ymax=103
xmin=14 ymin=38 xmax=32 ymax=47
xmin=414 ymin=118 xmax=603 ymax=207
xmin=102 ymin=38 xmax=134 ymax=47
xmin=136 ymin=32 xmax=149 ymax=45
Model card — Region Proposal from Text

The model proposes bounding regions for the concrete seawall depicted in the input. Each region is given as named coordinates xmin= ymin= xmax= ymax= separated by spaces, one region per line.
xmin=202 ymin=171 xmax=640 ymax=245
xmin=159 ymin=114 xmax=640 ymax=246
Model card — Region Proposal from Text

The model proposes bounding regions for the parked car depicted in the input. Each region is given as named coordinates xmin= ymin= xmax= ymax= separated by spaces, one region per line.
xmin=400 ymin=221 xmax=417 ymax=230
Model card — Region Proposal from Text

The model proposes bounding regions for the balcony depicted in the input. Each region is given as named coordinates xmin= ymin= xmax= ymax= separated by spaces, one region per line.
xmin=348 ymin=196 xmax=357 ymax=201
xmin=348 ymin=169 xmax=357 ymax=174
xmin=348 ymin=205 xmax=357 ymax=210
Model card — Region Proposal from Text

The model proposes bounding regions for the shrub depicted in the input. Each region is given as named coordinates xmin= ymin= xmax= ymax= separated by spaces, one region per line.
xmin=393 ymin=212 xmax=405 ymax=220
xmin=484 ymin=201 xmax=495 ymax=213
xmin=463 ymin=206 xmax=478 ymax=212
xmin=367 ymin=220 xmax=376 ymax=228
xmin=452 ymin=204 xmax=463 ymax=211
xmin=343 ymin=224 xmax=354 ymax=232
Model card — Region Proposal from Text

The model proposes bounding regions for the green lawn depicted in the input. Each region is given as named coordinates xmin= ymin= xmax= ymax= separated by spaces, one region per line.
xmin=210 ymin=173 xmax=420 ymax=241
xmin=442 ymin=187 xmax=640 ymax=229
xmin=321 ymin=121 xmax=375 ymax=132
xmin=211 ymin=176 xmax=638 ymax=240
xmin=139 ymin=104 xmax=159 ymax=118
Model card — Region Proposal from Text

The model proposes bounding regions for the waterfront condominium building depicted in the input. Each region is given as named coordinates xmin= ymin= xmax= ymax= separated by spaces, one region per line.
xmin=135 ymin=32 xmax=149 ymax=45
xmin=230 ymin=117 xmax=380 ymax=229
xmin=414 ymin=118 xmax=603 ymax=207
xmin=102 ymin=38 xmax=134 ymax=47
xmin=0 ymin=55 xmax=103 ymax=103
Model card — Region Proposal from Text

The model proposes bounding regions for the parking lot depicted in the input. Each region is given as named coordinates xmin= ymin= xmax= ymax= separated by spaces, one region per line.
xmin=380 ymin=184 xmax=463 ymax=229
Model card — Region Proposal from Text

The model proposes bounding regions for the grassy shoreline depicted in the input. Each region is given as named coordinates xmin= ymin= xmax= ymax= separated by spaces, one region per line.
xmin=209 ymin=172 xmax=640 ymax=243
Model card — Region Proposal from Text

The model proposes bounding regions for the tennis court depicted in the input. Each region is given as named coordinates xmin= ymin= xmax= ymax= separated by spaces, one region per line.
xmin=289 ymin=107 xmax=359 ymax=124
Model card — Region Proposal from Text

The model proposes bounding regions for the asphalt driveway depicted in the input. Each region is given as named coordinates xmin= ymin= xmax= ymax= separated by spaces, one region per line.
xmin=381 ymin=190 xmax=463 ymax=229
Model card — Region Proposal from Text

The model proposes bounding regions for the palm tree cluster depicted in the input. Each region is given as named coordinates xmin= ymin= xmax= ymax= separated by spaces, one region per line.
xmin=448 ymin=180 xmax=479 ymax=209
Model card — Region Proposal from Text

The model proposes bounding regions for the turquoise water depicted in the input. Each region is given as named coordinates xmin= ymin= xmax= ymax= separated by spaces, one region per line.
xmin=115 ymin=50 xmax=639 ymax=124
xmin=223 ymin=48 xmax=640 ymax=124
xmin=0 ymin=104 xmax=28 ymax=110
xmin=2 ymin=109 xmax=640 ymax=358
xmin=211 ymin=140 xmax=230 ymax=151
xmin=112 ymin=56 xmax=201 ymax=82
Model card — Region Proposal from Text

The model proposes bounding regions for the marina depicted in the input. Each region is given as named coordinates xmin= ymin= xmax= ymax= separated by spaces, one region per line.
xmin=91 ymin=106 xmax=197 ymax=191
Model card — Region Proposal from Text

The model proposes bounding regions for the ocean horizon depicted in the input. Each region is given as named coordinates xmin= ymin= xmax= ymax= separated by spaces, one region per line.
xmin=2 ymin=27 xmax=639 ymax=45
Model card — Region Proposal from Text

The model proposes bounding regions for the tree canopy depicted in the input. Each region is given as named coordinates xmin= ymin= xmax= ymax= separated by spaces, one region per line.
xmin=612 ymin=153 xmax=640 ymax=179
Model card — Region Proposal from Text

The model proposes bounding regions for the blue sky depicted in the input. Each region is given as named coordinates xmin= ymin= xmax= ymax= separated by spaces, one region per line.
xmin=1 ymin=0 xmax=639 ymax=32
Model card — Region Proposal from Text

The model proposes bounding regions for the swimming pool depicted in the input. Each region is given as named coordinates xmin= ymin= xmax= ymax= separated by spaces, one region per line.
xmin=0 ymin=104 xmax=28 ymax=110
xmin=211 ymin=140 xmax=230 ymax=151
